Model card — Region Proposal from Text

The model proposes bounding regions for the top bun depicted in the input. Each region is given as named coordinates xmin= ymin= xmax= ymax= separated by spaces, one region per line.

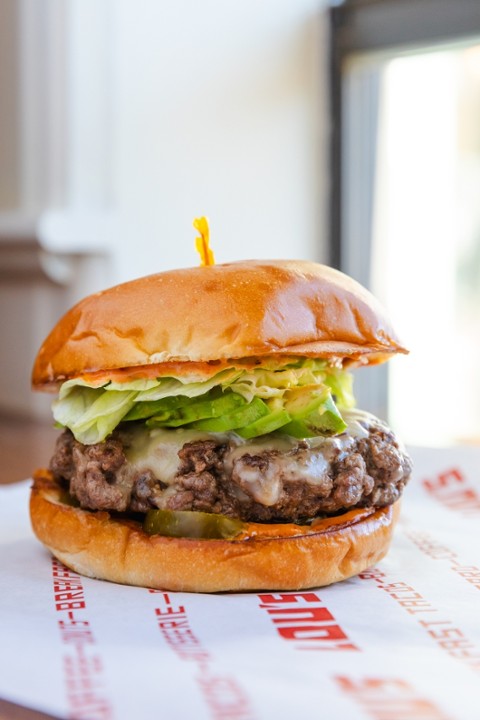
xmin=32 ymin=260 xmax=407 ymax=389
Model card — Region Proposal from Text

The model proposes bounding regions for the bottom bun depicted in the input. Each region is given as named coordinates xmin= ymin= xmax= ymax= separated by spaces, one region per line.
xmin=30 ymin=470 xmax=401 ymax=593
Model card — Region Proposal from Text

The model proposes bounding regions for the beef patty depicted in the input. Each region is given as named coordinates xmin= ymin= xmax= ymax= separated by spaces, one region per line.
xmin=49 ymin=410 xmax=412 ymax=523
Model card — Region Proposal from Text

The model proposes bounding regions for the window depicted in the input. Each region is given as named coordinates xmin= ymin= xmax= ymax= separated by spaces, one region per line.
xmin=329 ymin=0 xmax=480 ymax=445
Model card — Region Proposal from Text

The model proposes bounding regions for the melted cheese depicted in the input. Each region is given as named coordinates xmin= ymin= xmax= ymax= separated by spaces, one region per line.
xmin=120 ymin=408 xmax=380 ymax=505
xmin=123 ymin=427 xmax=232 ymax=484
xmin=221 ymin=409 xmax=376 ymax=505
xmin=225 ymin=436 xmax=348 ymax=506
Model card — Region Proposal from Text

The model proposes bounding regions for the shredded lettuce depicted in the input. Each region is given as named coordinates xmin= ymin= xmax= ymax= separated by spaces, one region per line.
xmin=52 ymin=359 xmax=356 ymax=444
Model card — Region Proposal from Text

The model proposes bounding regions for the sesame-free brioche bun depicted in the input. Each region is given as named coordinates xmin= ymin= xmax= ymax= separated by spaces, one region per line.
xmin=30 ymin=470 xmax=401 ymax=593
xmin=32 ymin=260 xmax=407 ymax=389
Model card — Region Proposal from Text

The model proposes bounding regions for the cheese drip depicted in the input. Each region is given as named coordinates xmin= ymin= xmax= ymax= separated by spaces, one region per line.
xmin=121 ymin=409 xmax=377 ymax=506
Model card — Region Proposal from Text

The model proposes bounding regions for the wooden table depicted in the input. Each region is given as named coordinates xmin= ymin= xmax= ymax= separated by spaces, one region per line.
xmin=0 ymin=415 xmax=60 ymax=719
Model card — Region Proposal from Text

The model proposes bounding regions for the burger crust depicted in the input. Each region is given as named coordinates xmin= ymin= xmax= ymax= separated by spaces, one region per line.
xmin=30 ymin=470 xmax=401 ymax=593
xmin=31 ymin=260 xmax=407 ymax=389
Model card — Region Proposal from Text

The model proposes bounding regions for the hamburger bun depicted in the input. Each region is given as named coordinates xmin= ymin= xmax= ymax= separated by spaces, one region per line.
xmin=32 ymin=260 xmax=407 ymax=390
xmin=30 ymin=469 xmax=401 ymax=593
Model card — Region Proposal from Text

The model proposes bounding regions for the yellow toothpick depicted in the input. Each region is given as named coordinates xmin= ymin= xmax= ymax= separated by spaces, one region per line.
xmin=193 ymin=216 xmax=215 ymax=266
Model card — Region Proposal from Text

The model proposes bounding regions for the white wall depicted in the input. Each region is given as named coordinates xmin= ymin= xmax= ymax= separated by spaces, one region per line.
xmin=111 ymin=0 xmax=329 ymax=280
xmin=1 ymin=0 xmax=330 ymax=280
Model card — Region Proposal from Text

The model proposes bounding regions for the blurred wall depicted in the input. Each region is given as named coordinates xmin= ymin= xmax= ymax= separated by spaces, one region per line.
xmin=112 ymin=0 xmax=329 ymax=279
xmin=0 ymin=0 xmax=330 ymax=419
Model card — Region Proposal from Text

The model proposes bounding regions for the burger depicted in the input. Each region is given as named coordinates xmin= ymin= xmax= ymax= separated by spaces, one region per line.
xmin=30 ymin=259 xmax=412 ymax=592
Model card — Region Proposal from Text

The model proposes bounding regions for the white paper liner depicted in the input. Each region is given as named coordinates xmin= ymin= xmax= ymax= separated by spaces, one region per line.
xmin=1 ymin=445 xmax=480 ymax=719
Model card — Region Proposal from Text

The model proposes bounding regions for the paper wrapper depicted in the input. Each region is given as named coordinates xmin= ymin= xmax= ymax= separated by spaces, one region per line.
xmin=1 ymin=445 xmax=480 ymax=720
